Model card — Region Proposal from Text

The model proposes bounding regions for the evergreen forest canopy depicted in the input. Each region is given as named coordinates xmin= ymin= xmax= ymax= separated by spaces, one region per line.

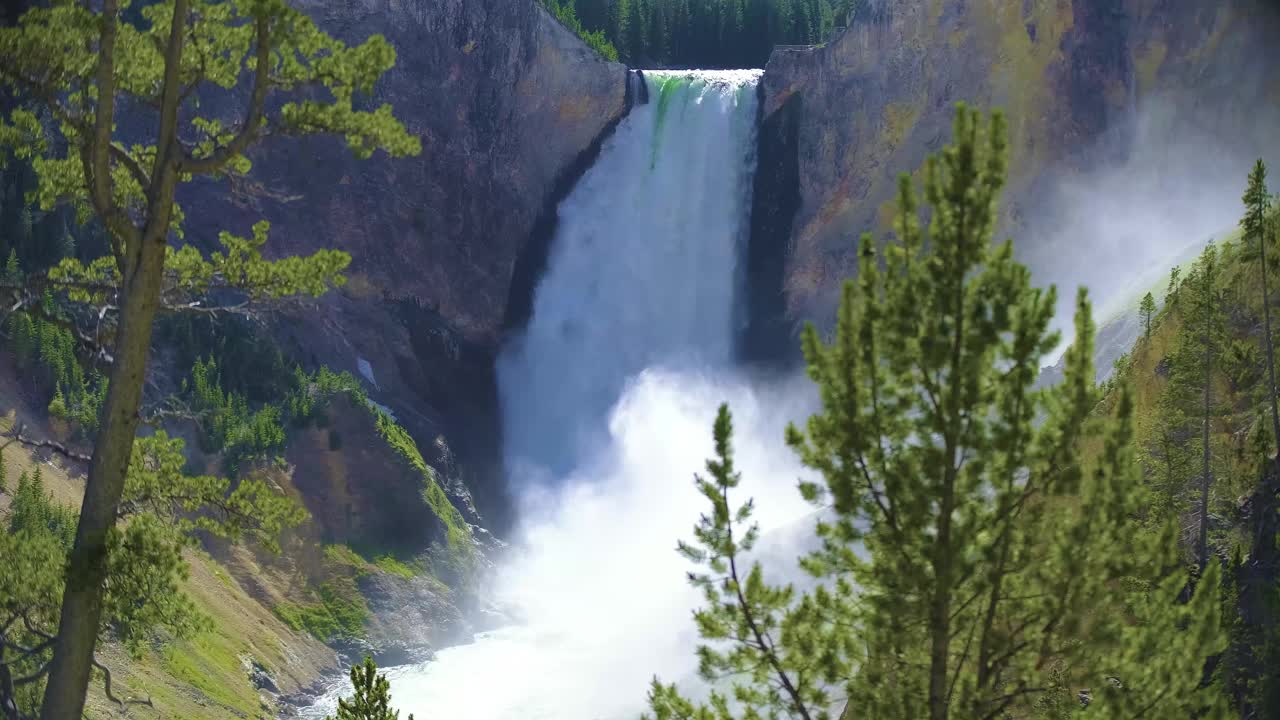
xmin=543 ymin=0 xmax=868 ymax=68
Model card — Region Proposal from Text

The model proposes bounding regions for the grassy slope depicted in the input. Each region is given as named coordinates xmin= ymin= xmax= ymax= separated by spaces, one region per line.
xmin=0 ymin=363 xmax=338 ymax=719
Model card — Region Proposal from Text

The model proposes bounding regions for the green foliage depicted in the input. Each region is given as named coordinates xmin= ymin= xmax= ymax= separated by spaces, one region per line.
xmin=0 ymin=524 xmax=67 ymax=716
xmin=323 ymin=542 xmax=422 ymax=580
xmin=185 ymin=356 xmax=286 ymax=472
xmin=2 ymin=0 xmax=418 ymax=711
xmin=1226 ymin=338 xmax=1262 ymax=392
xmin=180 ymin=353 xmax=470 ymax=583
xmin=4 ymin=307 xmax=108 ymax=435
xmin=1242 ymin=160 xmax=1271 ymax=253
xmin=286 ymin=365 xmax=366 ymax=427
xmin=274 ymin=581 xmax=369 ymax=642
xmin=8 ymin=467 xmax=76 ymax=547
xmin=123 ymin=432 xmax=307 ymax=551
xmin=0 ymin=433 xmax=304 ymax=714
xmin=1169 ymin=264 xmax=1183 ymax=307
xmin=3 ymin=248 xmax=21 ymax=284
xmin=0 ymin=0 xmax=420 ymax=219
xmin=1150 ymin=243 xmax=1229 ymax=557
xmin=327 ymin=656 xmax=414 ymax=720
xmin=323 ymin=543 xmax=370 ymax=570
xmin=556 ymin=0 xmax=854 ymax=68
xmin=541 ymin=0 xmax=619 ymax=61
xmin=1140 ymin=291 xmax=1156 ymax=339
xmin=648 ymin=106 xmax=1226 ymax=720
xmin=44 ymin=219 xmax=350 ymax=313
xmin=372 ymin=555 xmax=419 ymax=580
xmin=156 ymin=313 xmax=291 ymax=404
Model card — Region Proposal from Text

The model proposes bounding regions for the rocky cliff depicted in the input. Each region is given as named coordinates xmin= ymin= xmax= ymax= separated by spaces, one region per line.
xmin=178 ymin=0 xmax=630 ymax=528
xmin=752 ymin=0 xmax=1280 ymax=339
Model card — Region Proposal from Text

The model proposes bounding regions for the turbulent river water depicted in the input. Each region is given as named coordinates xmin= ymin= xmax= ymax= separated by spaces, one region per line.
xmin=303 ymin=69 xmax=818 ymax=720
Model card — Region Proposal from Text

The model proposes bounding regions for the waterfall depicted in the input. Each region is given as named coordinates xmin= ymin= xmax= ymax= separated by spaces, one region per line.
xmin=302 ymin=69 xmax=821 ymax=720
xmin=497 ymin=69 xmax=762 ymax=483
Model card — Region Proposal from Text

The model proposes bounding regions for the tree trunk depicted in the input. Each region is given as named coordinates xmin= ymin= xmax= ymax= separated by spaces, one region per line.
xmin=1260 ymin=224 xmax=1280 ymax=459
xmin=1197 ymin=290 xmax=1213 ymax=572
xmin=41 ymin=0 xmax=187 ymax=712
xmin=929 ymin=499 xmax=953 ymax=720
xmin=39 ymin=233 xmax=166 ymax=720
xmin=1239 ymin=223 xmax=1280 ymax=720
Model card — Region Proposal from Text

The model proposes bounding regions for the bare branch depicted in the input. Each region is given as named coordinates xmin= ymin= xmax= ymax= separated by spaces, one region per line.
xmin=91 ymin=657 xmax=153 ymax=709
xmin=0 ymin=422 xmax=92 ymax=464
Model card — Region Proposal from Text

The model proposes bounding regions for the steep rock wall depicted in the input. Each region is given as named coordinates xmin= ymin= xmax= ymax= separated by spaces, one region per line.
xmin=756 ymin=0 xmax=1280 ymax=333
xmin=178 ymin=0 xmax=629 ymax=528
xmin=186 ymin=0 xmax=628 ymax=344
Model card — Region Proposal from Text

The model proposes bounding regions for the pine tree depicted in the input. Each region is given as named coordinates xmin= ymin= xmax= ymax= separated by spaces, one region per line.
xmin=1234 ymin=177 xmax=1280 ymax=719
xmin=647 ymin=105 xmax=1226 ymax=720
xmin=1242 ymin=160 xmax=1280 ymax=467
xmin=2 ymin=248 xmax=20 ymax=285
xmin=1140 ymin=291 xmax=1157 ymax=339
xmin=1 ymin=3 xmax=419 ymax=711
xmin=1192 ymin=244 xmax=1222 ymax=571
xmin=1 ymin=433 xmax=303 ymax=716
xmin=47 ymin=385 xmax=68 ymax=420
xmin=328 ymin=657 xmax=414 ymax=720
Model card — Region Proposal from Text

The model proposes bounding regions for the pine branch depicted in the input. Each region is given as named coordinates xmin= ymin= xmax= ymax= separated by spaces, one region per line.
xmin=722 ymin=480 xmax=813 ymax=720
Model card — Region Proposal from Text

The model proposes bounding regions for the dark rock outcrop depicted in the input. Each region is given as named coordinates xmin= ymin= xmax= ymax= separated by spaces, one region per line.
xmin=757 ymin=0 xmax=1280 ymax=335
xmin=740 ymin=87 xmax=803 ymax=371
xmin=356 ymin=571 xmax=468 ymax=664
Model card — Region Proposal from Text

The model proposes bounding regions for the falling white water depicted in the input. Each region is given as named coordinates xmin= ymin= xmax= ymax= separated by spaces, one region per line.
xmin=498 ymin=69 xmax=763 ymax=482
xmin=302 ymin=70 xmax=819 ymax=720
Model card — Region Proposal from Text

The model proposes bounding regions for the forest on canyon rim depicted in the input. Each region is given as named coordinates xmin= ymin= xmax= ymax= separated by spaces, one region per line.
xmin=0 ymin=0 xmax=1279 ymax=719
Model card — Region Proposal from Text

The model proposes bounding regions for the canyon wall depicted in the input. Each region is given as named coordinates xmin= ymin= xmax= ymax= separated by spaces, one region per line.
xmin=178 ymin=0 xmax=631 ymax=528
xmin=753 ymin=0 xmax=1280 ymax=336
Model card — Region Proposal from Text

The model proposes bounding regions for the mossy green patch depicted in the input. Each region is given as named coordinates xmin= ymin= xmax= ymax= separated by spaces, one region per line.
xmin=323 ymin=542 xmax=369 ymax=570
xmin=881 ymin=101 xmax=922 ymax=152
xmin=972 ymin=0 xmax=1074 ymax=173
xmin=372 ymin=554 xmax=420 ymax=579
xmin=330 ymin=540 xmax=426 ymax=579
xmin=274 ymin=580 xmax=370 ymax=642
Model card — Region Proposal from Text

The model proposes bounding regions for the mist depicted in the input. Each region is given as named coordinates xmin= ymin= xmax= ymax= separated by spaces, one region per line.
xmin=377 ymin=369 xmax=819 ymax=718
xmin=1026 ymin=93 xmax=1278 ymax=364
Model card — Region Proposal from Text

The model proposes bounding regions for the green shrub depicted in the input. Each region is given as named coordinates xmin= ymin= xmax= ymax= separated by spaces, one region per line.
xmin=5 ymin=309 xmax=107 ymax=435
